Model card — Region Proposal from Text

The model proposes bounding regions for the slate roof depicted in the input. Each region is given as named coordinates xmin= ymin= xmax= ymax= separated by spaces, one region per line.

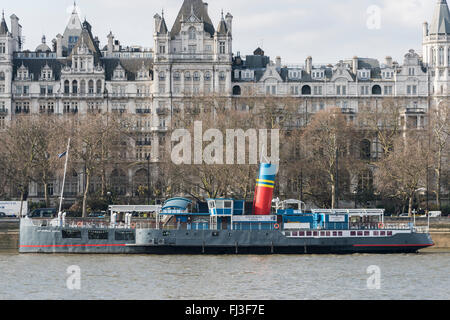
xmin=13 ymin=59 xmax=67 ymax=81
xmin=170 ymin=0 xmax=215 ymax=38
xmin=101 ymin=58 xmax=153 ymax=81
xmin=0 ymin=13 xmax=8 ymax=35
xmin=429 ymin=0 xmax=450 ymax=34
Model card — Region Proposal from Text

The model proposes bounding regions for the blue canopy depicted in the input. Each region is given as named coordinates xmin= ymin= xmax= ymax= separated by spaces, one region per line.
xmin=162 ymin=198 xmax=192 ymax=211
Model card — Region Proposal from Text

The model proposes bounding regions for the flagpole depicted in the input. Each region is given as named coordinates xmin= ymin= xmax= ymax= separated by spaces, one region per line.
xmin=59 ymin=138 xmax=71 ymax=214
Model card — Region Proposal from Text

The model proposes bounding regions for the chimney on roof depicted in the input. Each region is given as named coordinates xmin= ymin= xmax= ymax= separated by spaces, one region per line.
xmin=107 ymin=31 xmax=114 ymax=54
xmin=56 ymin=34 xmax=63 ymax=58
xmin=276 ymin=56 xmax=281 ymax=71
xmin=352 ymin=56 xmax=358 ymax=74
xmin=423 ymin=22 xmax=429 ymax=38
xmin=305 ymin=56 xmax=312 ymax=74
xmin=385 ymin=56 xmax=393 ymax=68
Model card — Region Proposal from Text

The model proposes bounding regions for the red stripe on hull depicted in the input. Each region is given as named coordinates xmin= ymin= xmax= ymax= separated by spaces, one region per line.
xmin=20 ymin=244 xmax=127 ymax=248
xmin=353 ymin=244 xmax=434 ymax=247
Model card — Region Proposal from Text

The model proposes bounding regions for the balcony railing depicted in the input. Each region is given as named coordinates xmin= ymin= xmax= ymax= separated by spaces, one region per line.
xmin=0 ymin=108 xmax=8 ymax=114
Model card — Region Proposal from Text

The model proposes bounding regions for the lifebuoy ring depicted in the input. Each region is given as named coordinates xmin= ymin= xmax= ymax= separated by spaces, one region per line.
xmin=77 ymin=221 xmax=83 ymax=227
xmin=274 ymin=223 xmax=280 ymax=230
xmin=378 ymin=223 xmax=384 ymax=229
xmin=131 ymin=223 xmax=136 ymax=229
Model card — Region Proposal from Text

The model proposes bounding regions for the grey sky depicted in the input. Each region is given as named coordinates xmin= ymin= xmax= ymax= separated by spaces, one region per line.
xmin=2 ymin=0 xmax=434 ymax=64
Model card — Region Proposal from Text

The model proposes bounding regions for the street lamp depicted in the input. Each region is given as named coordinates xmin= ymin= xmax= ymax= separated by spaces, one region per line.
xmin=146 ymin=154 xmax=151 ymax=205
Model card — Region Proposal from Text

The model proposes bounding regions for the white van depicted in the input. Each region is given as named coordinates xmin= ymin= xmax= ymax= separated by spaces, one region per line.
xmin=429 ymin=211 xmax=442 ymax=218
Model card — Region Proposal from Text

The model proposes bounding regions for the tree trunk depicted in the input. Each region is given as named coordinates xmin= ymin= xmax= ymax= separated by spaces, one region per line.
xmin=82 ymin=173 xmax=90 ymax=218
xmin=44 ymin=182 xmax=49 ymax=208
xmin=408 ymin=195 xmax=413 ymax=216
xmin=331 ymin=183 xmax=336 ymax=209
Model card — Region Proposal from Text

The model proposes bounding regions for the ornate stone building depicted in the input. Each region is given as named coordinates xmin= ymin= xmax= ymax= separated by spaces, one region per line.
xmin=0 ymin=0 xmax=448 ymax=204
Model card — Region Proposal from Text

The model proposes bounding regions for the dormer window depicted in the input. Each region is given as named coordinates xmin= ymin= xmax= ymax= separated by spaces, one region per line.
xmin=188 ymin=27 xmax=196 ymax=40
xmin=17 ymin=65 xmax=29 ymax=80
xmin=312 ymin=71 xmax=324 ymax=79
xmin=41 ymin=65 xmax=53 ymax=81
xmin=113 ymin=65 xmax=126 ymax=80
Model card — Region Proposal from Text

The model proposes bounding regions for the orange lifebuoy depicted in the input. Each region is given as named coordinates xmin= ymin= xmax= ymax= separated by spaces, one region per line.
xmin=77 ymin=221 xmax=83 ymax=227
xmin=131 ymin=223 xmax=136 ymax=229
xmin=378 ymin=223 xmax=384 ymax=229
xmin=274 ymin=223 xmax=280 ymax=230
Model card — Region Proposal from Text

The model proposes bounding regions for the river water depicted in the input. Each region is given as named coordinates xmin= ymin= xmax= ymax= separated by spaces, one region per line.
xmin=0 ymin=251 xmax=449 ymax=300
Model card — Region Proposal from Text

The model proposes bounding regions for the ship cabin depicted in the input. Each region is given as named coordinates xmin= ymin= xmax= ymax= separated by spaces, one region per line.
xmin=158 ymin=197 xmax=387 ymax=232
xmin=158 ymin=197 xmax=278 ymax=231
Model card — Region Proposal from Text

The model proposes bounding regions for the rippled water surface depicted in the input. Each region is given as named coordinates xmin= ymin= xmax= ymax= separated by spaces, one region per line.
xmin=0 ymin=251 xmax=449 ymax=300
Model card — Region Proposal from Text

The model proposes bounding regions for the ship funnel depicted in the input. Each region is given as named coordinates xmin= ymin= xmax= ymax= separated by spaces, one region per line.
xmin=252 ymin=162 xmax=278 ymax=215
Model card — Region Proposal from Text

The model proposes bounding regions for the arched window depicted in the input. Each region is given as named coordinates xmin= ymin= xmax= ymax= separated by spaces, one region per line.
xmin=72 ymin=80 xmax=78 ymax=94
xmin=358 ymin=170 xmax=374 ymax=194
xmin=159 ymin=72 xmax=165 ymax=81
xmin=438 ymin=47 xmax=444 ymax=66
xmin=301 ymin=85 xmax=311 ymax=95
xmin=184 ymin=71 xmax=191 ymax=80
xmin=372 ymin=85 xmax=381 ymax=95
xmin=204 ymin=72 xmax=211 ymax=81
xmin=96 ymin=80 xmax=102 ymax=94
xmin=80 ymin=80 xmax=86 ymax=94
xmin=188 ymin=27 xmax=196 ymax=40
xmin=232 ymin=85 xmax=241 ymax=96
xmin=193 ymin=72 xmax=200 ymax=81
xmin=219 ymin=72 xmax=226 ymax=81
xmin=173 ymin=72 xmax=180 ymax=81
xmin=88 ymin=80 xmax=94 ymax=94
xmin=360 ymin=139 xmax=371 ymax=160
xmin=64 ymin=80 xmax=70 ymax=94
xmin=0 ymin=72 xmax=5 ymax=80
xmin=110 ymin=169 xmax=127 ymax=196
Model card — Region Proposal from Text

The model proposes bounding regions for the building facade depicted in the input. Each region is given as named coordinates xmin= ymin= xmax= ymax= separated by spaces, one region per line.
xmin=0 ymin=0 xmax=448 ymax=204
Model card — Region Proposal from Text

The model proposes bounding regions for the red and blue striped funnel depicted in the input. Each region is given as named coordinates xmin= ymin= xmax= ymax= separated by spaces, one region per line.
xmin=252 ymin=163 xmax=278 ymax=215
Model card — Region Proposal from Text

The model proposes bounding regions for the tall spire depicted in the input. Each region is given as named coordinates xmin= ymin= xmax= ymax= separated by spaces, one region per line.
xmin=429 ymin=0 xmax=450 ymax=35
xmin=0 ymin=9 xmax=8 ymax=35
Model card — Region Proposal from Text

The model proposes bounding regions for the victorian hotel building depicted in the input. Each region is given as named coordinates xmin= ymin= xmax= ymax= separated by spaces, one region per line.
xmin=0 ymin=0 xmax=448 ymax=205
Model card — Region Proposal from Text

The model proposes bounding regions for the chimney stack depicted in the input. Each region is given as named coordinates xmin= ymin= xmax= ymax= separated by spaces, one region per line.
xmin=305 ymin=56 xmax=312 ymax=74
xmin=385 ymin=56 xmax=393 ymax=68
xmin=107 ymin=31 xmax=114 ymax=54
xmin=352 ymin=56 xmax=358 ymax=74
xmin=56 ymin=34 xmax=63 ymax=58
xmin=276 ymin=56 xmax=281 ymax=71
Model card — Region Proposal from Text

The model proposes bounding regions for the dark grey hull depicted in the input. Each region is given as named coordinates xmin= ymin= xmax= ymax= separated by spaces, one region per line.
xmin=19 ymin=223 xmax=434 ymax=255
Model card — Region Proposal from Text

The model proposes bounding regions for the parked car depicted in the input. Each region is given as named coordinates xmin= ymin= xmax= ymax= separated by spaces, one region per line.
xmin=399 ymin=213 xmax=410 ymax=217
xmin=0 ymin=212 xmax=6 ymax=218
xmin=429 ymin=211 xmax=442 ymax=218
xmin=28 ymin=208 xmax=57 ymax=218
xmin=88 ymin=211 xmax=107 ymax=219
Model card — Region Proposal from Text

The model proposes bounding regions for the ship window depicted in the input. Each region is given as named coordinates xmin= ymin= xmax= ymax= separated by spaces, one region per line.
xmin=326 ymin=231 xmax=330 ymax=237
xmin=320 ymin=231 xmax=326 ymax=236
xmin=357 ymin=231 xmax=363 ymax=236
xmin=350 ymin=231 xmax=356 ymax=236
xmin=306 ymin=231 xmax=312 ymax=236
xmin=293 ymin=232 xmax=298 ymax=237
xmin=338 ymin=231 xmax=343 ymax=236
xmin=380 ymin=231 xmax=386 ymax=236
xmin=364 ymin=231 xmax=370 ymax=236
xmin=313 ymin=231 xmax=318 ymax=236
xmin=373 ymin=231 xmax=379 ymax=236
xmin=115 ymin=231 xmax=135 ymax=241
xmin=285 ymin=232 xmax=291 ymax=237
xmin=88 ymin=230 xmax=108 ymax=240
xmin=212 ymin=231 xmax=219 ymax=237
xmin=299 ymin=231 xmax=305 ymax=236
xmin=333 ymin=231 xmax=337 ymax=236
xmin=224 ymin=201 xmax=232 ymax=208
xmin=62 ymin=230 xmax=82 ymax=239
xmin=387 ymin=231 xmax=393 ymax=236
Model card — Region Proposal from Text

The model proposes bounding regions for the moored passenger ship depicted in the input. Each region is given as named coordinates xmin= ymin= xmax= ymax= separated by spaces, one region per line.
xmin=19 ymin=163 xmax=434 ymax=254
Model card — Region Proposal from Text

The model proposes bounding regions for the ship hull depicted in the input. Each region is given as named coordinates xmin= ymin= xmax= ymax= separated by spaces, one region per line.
xmin=19 ymin=222 xmax=434 ymax=254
